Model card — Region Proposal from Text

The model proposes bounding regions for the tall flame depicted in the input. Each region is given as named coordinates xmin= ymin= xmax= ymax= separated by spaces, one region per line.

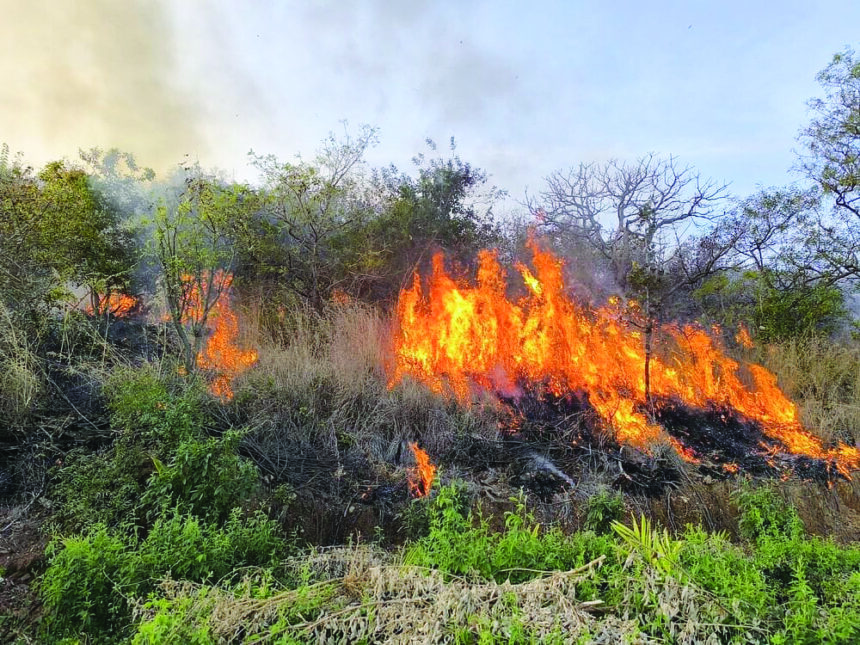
xmin=408 ymin=443 xmax=436 ymax=497
xmin=178 ymin=271 xmax=258 ymax=400
xmin=389 ymin=240 xmax=860 ymax=477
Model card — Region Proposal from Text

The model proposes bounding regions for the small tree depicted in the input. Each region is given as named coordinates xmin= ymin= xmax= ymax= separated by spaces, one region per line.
xmin=796 ymin=48 xmax=860 ymax=286
xmin=696 ymin=189 xmax=848 ymax=340
xmin=37 ymin=161 xmax=137 ymax=312
xmin=801 ymin=48 xmax=860 ymax=218
xmin=153 ymin=171 xmax=257 ymax=371
xmin=0 ymin=155 xmax=136 ymax=318
xmin=348 ymin=138 xmax=503 ymax=301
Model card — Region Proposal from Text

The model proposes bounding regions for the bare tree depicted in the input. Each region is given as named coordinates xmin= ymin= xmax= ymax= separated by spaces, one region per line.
xmin=534 ymin=153 xmax=728 ymax=288
xmin=533 ymin=154 xmax=728 ymax=409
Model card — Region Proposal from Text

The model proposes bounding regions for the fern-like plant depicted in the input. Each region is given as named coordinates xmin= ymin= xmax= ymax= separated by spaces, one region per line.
xmin=611 ymin=514 xmax=682 ymax=578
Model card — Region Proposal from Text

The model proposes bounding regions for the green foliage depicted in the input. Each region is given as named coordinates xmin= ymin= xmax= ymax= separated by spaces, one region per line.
xmin=54 ymin=363 xmax=258 ymax=532
xmin=40 ymin=509 xmax=284 ymax=643
xmin=346 ymin=138 xmax=503 ymax=302
xmin=152 ymin=170 xmax=258 ymax=369
xmin=583 ymin=487 xmax=624 ymax=534
xmin=123 ymin=492 xmax=860 ymax=644
xmin=246 ymin=125 xmax=379 ymax=309
xmin=143 ymin=431 xmax=259 ymax=524
xmin=405 ymin=483 xmax=615 ymax=587
xmin=131 ymin=594 xmax=215 ymax=644
xmin=679 ymin=525 xmax=771 ymax=624
xmin=696 ymin=269 xmax=846 ymax=341
xmin=0 ymin=156 xmax=136 ymax=321
xmin=40 ymin=526 xmax=131 ymax=643
xmin=801 ymin=47 xmax=860 ymax=218
xmin=104 ymin=362 xmax=206 ymax=447
xmin=37 ymin=161 xmax=137 ymax=302
xmin=52 ymin=444 xmax=150 ymax=532
xmin=611 ymin=514 xmax=683 ymax=578
xmin=733 ymin=484 xmax=804 ymax=542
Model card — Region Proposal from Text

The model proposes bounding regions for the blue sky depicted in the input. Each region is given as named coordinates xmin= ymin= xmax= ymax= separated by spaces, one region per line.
xmin=1 ymin=0 xmax=858 ymax=204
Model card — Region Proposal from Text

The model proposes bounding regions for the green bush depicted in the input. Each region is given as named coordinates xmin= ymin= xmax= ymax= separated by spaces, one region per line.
xmin=405 ymin=484 xmax=615 ymax=587
xmin=733 ymin=484 xmax=804 ymax=542
xmin=52 ymin=364 xmax=248 ymax=532
xmin=39 ymin=509 xmax=284 ymax=643
xmin=583 ymin=487 xmax=625 ymax=534
xmin=143 ymin=431 xmax=259 ymax=524
xmin=40 ymin=526 xmax=131 ymax=642
xmin=105 ymin=362 xmax=206 ymax=448
xmin=52 ymin=444 xmax=150 ymax=532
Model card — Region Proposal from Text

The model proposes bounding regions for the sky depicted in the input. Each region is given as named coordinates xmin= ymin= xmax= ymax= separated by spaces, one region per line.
xmin=1 ymin=0 xmax=859 ymax=206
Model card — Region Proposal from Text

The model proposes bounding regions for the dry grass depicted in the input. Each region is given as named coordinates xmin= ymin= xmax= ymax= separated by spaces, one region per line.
xmin=0 ymin=302 xmax=42 ymax=424
xmin=136 ymin=546 xmax=640 ymax=644
xmin=751 ymin=337 xmax=860 ymax=446
xmin=232 ymin=301 xmax=500 ymax=484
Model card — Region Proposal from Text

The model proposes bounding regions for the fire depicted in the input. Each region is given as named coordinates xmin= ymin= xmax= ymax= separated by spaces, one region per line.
xmin=735 ymin=324 xmax=754 ymax=349
xmin=85 ymin=292 xmax=137 ymax=317
xmin=408 ymin=443 xmax=436 ymax=497
xmin=178 ymin=271 xmax=258 ymax=400
xmin=389 ymin=239 xmax=860 ymax=477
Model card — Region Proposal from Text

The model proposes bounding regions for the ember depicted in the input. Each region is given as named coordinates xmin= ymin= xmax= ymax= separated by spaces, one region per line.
xmin=408 ymin=443 xmax=436 ymax=497
xmin=389 ymin=239 xmax=860 ymax=479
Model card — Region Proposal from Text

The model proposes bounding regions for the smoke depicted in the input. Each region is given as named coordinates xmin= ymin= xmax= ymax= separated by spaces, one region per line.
xmin=299 ymin=0 xmax=530 ymax=130
xmin=0 ymin=0 xmax=206 ymax=170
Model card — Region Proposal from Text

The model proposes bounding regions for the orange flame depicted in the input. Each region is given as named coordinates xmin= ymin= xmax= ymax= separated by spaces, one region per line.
xmin=389 ymin=239 xmax=860 ymax=477
xmin=735 ymin=324 xmax=754 ymax=349
xmin=85 ymin=292 xmax=137 ymax=317
xmin=408 ymin=443 xmax=436 ymax=497
xmin=178 ymin=271 xmax=258 ymax=400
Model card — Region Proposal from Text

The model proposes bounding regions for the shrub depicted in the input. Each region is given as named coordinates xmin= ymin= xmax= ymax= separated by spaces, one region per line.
xmin=583 ymin=487 xmax=624 ymax=534
xmin=39 ymin=509 xmax=285 ymax=642
xmin=52 ymin=363 xmax=228 ymax=532
xmin=52 ymin=444 xmax=150 ymax=532
xmin=143 ymin=431 xmax=259 ymax=524
xmin=733 ymin=484 xmax=804 ymax=542
xmin=105 ymin=362 xmax=206 ymax=448
xmin=40 ymin=526 xmax=131 ymax=642
xmin=405 ymin=483 xmax=615 ymax=587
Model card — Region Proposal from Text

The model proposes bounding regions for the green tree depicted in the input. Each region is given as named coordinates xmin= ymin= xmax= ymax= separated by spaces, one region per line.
xmin=797 ymin=48 xmax=860 ymax=283
xmin=153 ymin=170 xmax=258 ymax=371
xmin=37 ymin=161 xmax=137 ymax=311
xmin=0 ymin=153 xmax=136 ymax=317
xmin=248 ymin=124 xmax=379 ymax=309
xmin=345 ymin=137 xmax=504 ymax=302
xmin=697 ymin=188 xmax=849 ymax=340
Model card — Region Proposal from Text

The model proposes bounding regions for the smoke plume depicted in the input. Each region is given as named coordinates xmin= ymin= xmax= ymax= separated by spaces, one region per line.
xmin=0 ymin=0 xmax=206 ymax=170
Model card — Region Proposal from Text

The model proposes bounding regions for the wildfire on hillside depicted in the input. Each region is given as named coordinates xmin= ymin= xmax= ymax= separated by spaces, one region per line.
xmin=389 ymin=238 xmax=860 ymax=480
xmin=84 ymin=292 xmax=138 ymax=317
xmin=179 ymin=271 xmax=258 ymax=400
xmin=408 ymin=443 xmax=437 ymax=497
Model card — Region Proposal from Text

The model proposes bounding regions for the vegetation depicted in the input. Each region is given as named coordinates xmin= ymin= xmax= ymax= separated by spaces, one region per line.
xmin=1 ymin=49 xmax=860 ymax=643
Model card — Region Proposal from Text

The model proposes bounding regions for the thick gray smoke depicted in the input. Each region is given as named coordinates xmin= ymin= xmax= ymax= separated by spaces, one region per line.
xmin=0 ymin=0 xmax=206 ymax=170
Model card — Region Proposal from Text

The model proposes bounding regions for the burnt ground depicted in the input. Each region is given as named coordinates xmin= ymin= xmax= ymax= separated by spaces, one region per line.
xmin=0 ymin=507 xmax=47 ymax=640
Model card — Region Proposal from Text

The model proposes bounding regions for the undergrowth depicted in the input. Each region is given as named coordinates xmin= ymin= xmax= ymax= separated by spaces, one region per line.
xmin=118 ymin=482 xmax=860 ymax=643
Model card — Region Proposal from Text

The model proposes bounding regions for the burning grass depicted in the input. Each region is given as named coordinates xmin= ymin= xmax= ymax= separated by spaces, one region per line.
xmin=389 ymin=240 xmax=860 ymax=481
